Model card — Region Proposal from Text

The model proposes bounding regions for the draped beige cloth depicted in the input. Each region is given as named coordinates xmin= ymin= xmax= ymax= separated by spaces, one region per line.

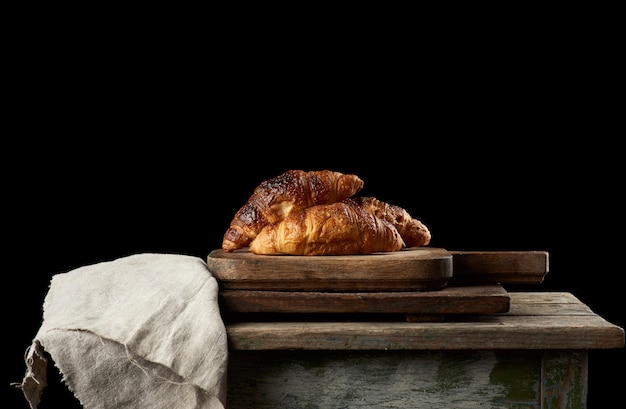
xmin=19 ymin=253 xmax=228 ymax=409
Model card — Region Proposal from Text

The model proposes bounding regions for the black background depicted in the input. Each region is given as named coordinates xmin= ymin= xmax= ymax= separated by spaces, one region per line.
xmin=5 ymin=14 xmax=623 ymax=408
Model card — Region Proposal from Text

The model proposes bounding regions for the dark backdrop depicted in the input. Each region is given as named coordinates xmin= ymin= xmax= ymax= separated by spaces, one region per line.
xmin=5 ymin=21 xmax=623 ymax=408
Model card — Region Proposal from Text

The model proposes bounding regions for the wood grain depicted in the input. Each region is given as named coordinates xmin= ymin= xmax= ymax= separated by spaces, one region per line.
xmin=207 ymin=248 xmax=550 ymax=291
xmin=225 ymin=292 xmax=625 ymax=350
xmin=207 ymin=246 xmax=453 ymax=291
xmin=449 ymin=250 xmax=549 ymax=284
xmin=226 ymin=349 xmax=587 ymax=408
xmin=219 ymin=284 xmax=510 ymax=314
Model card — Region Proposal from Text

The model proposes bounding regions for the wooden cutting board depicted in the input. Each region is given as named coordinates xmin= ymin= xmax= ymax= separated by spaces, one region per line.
xmin=449 ymin=250 xmax=549 ymax=284
xmin=207 ymin=248 xmax=549 ymax=291
xmin=208 ymin=248 xmax=548 ymax=319
xmin=207 ymin=247 xmax=453 ymax=291
xmin=219 ymin=284 xmax=510 ymax=317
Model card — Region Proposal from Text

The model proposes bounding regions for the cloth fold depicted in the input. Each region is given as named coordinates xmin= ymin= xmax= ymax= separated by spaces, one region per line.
xmin=19 ymin=253 xmax=229 ymax=409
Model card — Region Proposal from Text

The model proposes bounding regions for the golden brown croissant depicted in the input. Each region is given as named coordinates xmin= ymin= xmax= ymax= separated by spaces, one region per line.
xmin=222 ymin=170 xmax=364 ymax=252
xmin=249 ymin=198 xmax=405 ymax=255
xmin=352 ymin=196 xmax=431 ymax=247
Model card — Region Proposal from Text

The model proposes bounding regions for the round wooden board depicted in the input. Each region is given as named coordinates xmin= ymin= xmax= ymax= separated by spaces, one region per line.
xmin=207 ymin=247 xmax=453 ymax=291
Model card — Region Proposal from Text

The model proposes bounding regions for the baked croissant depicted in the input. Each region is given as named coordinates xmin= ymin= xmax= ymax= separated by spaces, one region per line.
xmin=249 ymin=198 xmax=405 ymax=255
xmin=222 ymin=170 xmax=364 ymax=252
xmin=352 ymin=196 xmax=431 ymax=247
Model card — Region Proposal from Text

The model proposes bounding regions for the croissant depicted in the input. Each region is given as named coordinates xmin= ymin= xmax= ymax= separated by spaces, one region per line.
xmin=249 ymin=198 xmax=405 ymax=255
xmin=222 ymin=170 xmax=364 ymax=252
xmin=352 ymin=196 xmax=431 ymax=247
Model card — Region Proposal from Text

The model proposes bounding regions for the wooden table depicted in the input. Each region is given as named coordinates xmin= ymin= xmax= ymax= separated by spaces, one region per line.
xmin=224 ymin=292 xmax=624 ymax=408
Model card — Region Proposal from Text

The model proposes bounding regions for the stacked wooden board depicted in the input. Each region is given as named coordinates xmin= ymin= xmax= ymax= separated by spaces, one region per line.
xmin=207 ymin=247 xmax=549 ymax=320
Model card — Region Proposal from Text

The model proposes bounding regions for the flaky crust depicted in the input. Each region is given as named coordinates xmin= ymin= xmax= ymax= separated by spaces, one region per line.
xmin=249 ymin=198 xmax=405 ymax=255
xmin=222 ymin=170 xmax=364 ymax=252
xmin=352 ymin=196 xmax=431 ymax=247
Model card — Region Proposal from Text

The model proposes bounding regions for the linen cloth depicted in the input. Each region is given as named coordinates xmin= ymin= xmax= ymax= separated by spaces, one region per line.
xmin=19 ymin=253 xmax=228 ymax=409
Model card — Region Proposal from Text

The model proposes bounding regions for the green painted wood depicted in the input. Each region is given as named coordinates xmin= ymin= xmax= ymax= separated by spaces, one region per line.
xmin=226 ymin=349 xmax=589 ymax=408
xmin=542 ymin=350 xmax=587 ymax=409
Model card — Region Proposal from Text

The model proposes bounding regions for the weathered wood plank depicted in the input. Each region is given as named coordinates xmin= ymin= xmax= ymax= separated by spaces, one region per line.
xmin=504 ymin=292 xmax=602 ymax=316
xmin=509 ymin=292 xmax=580 ymax=304
xmin=226 ymin=349 xmax=587 ymax=408
xmin=219 ymin=284 xmax=510 ymax=314
xmin=226 ymin=316 xmax=625 ymax=351
xmin=225 ymin=292 xmax=625 ymax=351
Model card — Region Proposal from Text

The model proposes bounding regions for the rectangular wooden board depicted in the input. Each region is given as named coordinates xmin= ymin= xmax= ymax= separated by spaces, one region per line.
xmin=449 ymin=250 xmax=549 ymax=284
xmin=219 ymin=284 xmax=510 ymax=316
